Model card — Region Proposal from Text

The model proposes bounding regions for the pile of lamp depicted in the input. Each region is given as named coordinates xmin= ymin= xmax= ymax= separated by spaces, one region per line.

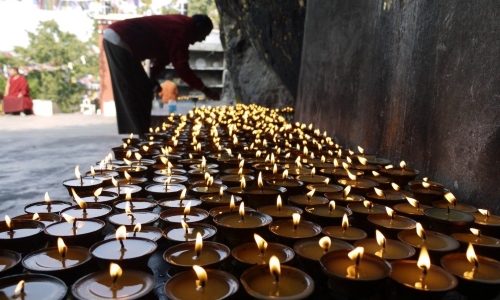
xmin=0 ymin=104 xmax=499 ymax=300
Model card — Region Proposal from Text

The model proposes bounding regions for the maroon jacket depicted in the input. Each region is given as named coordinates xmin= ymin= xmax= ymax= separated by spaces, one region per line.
xmin=109 ymin=14 xmax=204 ymax=90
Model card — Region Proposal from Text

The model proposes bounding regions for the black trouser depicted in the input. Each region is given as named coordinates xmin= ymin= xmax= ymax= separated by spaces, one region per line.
xmin=103 ymin=40 xmax=154 ymax=134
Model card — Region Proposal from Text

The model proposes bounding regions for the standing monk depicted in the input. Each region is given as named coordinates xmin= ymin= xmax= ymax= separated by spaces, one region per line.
xmin=3 ymin=67 xmax=33 ymax=115
xmin=103 ymin=14 xmax=220 ymax=134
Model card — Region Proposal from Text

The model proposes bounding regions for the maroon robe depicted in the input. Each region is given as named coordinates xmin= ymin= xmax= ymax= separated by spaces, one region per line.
xmin=3 ymin=75 xmax=33 ymax=113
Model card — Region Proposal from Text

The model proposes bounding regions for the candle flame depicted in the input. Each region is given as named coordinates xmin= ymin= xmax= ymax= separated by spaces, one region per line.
xmin=444 ymin=192 xmax=457 ymax=207
xmin=273 ymin=163 xmax=278 ymax=175
xmin=416 ymin=223 xmax=426 ymax=240
xmin=306 ymin=189 xmax=315 ymax=199
xmin=357 ymin=146 xmax=364 ymax=154
xmin=333 ymin=158 xmax=339 ymax=168
xmin=115 ymin=225 xmax=127 ymax=241
xmin=125 ymin=201 xmax=133 ymax=215
xmin=269 ymin=256 xmax=281 ymax=283
xmin=478 ymin=209 xmax=490 ymax=217
xmin=292 ymin=213 xmax=301 ymax=226
xmin=358 ymin=156 xmax=367 ymax=165
xmin=229 ymin=196 xmax=236 ymax=211
xmin=111 ymin=176 xmax=119 ymax=187
xmin=348 ymin=247 xmax=364 ymax=262
xmin=124 ymin=157 xmax=132 ymax=165
xmin=343 ymin=186 xmax=351 ymax=197
xmin=257 ymin=172 xmax=264 ymax=189
xmin=74 ymin=165 xmax=81 ymax=179
xmin=374 ymin=187 xmax=385 ymax=198
xmin=400 ymin=161 xmax=406 ymax=169
xmin=239 ymin=202 xmax=245 ymax=218
xmin=347 ymin=169 xmax=357 ymax=181
xmin=329 ymin=201 xmax=336 ymax=212
xmin=342 ymin=213 xmax=350 ymax=230
xmin=417 ymin=246 xmax=430 ymax=271
xmin=372 ymin=171 xmax=380 ymax=177
xmin=240 ymin=176 xmax=247 ymax=190
xmin=470 ymin=228 xmax=480 ymax=237
xmin=195 ymin=232 xmax=203 ymax=257
xmin=406 ymin=197 xmax=420 ymax=208
xmin=422 ymin=181 xmax=431 ymax=188
xmin=14 ymin=280 xmax=25 ymax=297
xmin=133 ymin=223 xmax=141 ymax=233
xmin=311 ymin=167 xmax=316 ymax=176
xmin=32 ymin=213 xmax=40 ymax=221
xmin=385 ymin=164 xmax=394 ymax=170
xmin=160 ymin=156 xmax=169 ymax=166
xmin=391 ymin=182 xmax=400 ymax=191
xmin=179 ymin=188 xmax=186 ymax=201
xmin=193 ymin=265 xmax=207 ymax=290
xmin=363 ymin=200 xmax=373 ymax=209
xmin=90 ymin=166 xmax=96 ymax=177
xmin=386 ymin=207 xmax=395 ymax=218
xmin=71 ymin=189 xmax=87 ymax=210
xmin=57 ymin=237 xmax=67 ymax=258
xmin=44 ymin=192 xmax=51 ymax=204
xmin=183 ymin=202 xmax=192 ymax=216
xmin=276 ymin=195 xmax=282 ymax=210
xmin=466 ymin=243 xmax=479 ymax=266
xmin=319 ymin=236 xmax=331 ymax=252
xmin=346 ymin=156 xmax=352 ymax=164
xmin=342 ymin=162 xmax=349 ymax=170
xmin=254 ymin=233 xmax=268 ymax=253
xmin=124 ymin=171 xmax=131 ymax=182
xmin=282 ymin=169 xmax=289 ymax=179
xmin=375 ymin=230 xmax=386 ymax=248
xmin=109 ymin=263 xmax=123 ymax=284
xmin=94 ymin=187 xmax=103 ymax=198
xmin=62 ymin=213 xmax=75 ymax=225
xmin=134 ymin=152 xmax=142 ymax=161
xmin=5 ymin=215 xmax=12 ymax=230
xmin=181 ymin=220 xmax=189 ymax=233
xmin=239 ymin=159 xmax=245 ymax=169
xmin=321 ymin=155 xmax=326 ymax=163
xmin=218 ymin=186 xmax=224 ymax=197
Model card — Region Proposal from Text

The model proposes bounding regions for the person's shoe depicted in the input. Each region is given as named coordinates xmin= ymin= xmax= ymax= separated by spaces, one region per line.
xmin=20 ymin=112 xmax=26 ymax=117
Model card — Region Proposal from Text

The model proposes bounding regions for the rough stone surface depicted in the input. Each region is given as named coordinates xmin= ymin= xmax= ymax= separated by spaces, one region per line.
xmin=295 ymin=0 xmax=500 ymax=212
xmin=215 ymin=0 xmax=306 ymax=106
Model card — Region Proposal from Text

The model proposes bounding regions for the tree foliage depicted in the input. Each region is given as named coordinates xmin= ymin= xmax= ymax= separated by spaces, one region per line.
xmin=14 ymin=20 xmax=98 ymax=112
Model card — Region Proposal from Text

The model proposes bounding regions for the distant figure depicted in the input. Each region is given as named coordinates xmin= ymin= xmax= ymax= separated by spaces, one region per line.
xmin=103 ymin=14 xmax=220 ymax=134
xmin=3 ymin=67 xmax=33 ymax=115
xmin=159 ymin=79 xmax=178 ymax=114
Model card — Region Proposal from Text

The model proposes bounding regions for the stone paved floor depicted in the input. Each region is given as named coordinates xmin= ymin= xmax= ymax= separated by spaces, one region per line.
xmin=0 ymin=100 xmax=227 ymax=217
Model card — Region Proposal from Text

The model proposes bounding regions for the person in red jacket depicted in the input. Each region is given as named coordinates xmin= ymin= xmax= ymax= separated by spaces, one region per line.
xmin=3 ymin=67 xmax=33 ymax=115
xmin=103 ymin=14 xmax=219 ymax=134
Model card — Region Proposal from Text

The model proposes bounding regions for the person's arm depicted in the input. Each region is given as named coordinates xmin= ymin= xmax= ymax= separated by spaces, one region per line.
xmin=170 ymin=46 xmax=220 ymax=100
xmin=17 ymin=76 xmax=29 ymax=98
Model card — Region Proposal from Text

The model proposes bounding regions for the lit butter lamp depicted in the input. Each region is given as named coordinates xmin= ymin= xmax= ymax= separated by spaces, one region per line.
xmin=432 ymin=191 xmax=478 ymax=213
xmin=72 ymin=262 xmax=155 ymax=300
xmin=241 ymin=255 xmax=315 ymax=299
xmin=145 ymin=175 xmax=185 ymax=200
xmin=408 ymin=177 xmax=447 ymax=204
xmin=320 ymin=247 xmax=391 ymax=298
xmin=269 ymin=213 xmax=322 ymax=245
xmin=189 ymin=174 xmax=227 ymax=197
xmin=424 ymin=192 xmax=475 ymax=234
xmin=108 ymin=201 xmax=159 ymax=228
xmin=213 ymin=202 xmax=272 ymax=246
xmin=451 ymin=228 xmax=500 ymax=260
xmin=77 ymin=187 xmax=118 ymax=206
xmin=288 ymin=189 xmax=329 ymax=208
xmin=366 ymin=184 xmax=412 ymax=206
xmin=164 ymin=220 xmax=217 ymax=243
xmin=232 ymin=233 xmax=295 ymax=266
xmin=159 ymin=188 xmax=202 ymax=209
xmin=59 ymin=189 xmax=112 ymax=220
xmin=159 ymin=201 xmax=210 ymax=225
xmin=324 ymin=185 xmax=365 ymax=206
xmin=0 ymin=249 xmax=22 ymax=277
xmin=13 ymin=212 xmax=60 ymax=227
xmin=305 ymin=178 xmax=343 ymax=194
xmin=0 ymin=274 xmax=67 ymax=300
xmin=198 ymin=185 xmax=240 ymax=208
xmin=114 ymin=191 xmax=157 ymax=211
xmin=163 ymin=232 xmax=230 ymax=270
xmin=367 ymin=206 xmax=417 ymax=239
xmin=305 ymin=200 xmax=352 ymax=227
xmin=90 ymin=226 xmax=157 ymax=267
xmin=441 ymin=243 xmax=500 ymax=299
xmin=24 ymin=192 xmax=71 ymax=214
xmin=22 ymin=238 xmax=91 ymax=284
xmin=393 ymin=196 xmax=431 ymax=221
xmin=0 ymin=215 xmax=45 ymax=253
xmin=398 ymin=223 xmax=459 ymax=259
xmin=44 ymin=213 xmax=105 ymax=247
xmin=104 ymin=222 xmax=164 ymax=243
xmin=103 ymin=177 xmax=142 ymax=201
xmin=473 ymin=209 xmax=500 ymax=238
xmin=362 ymin=170 xmax=392 ymax=189
xmin=165 ymin=265 xmax=239 ymax=300
xmin=208 ymin=195 xmax=254 ymax=217
xmin=347 ymin=200 xmax=386 ymax=231
xmin=323 ymin=213 xmax=368 ymax=242
xmin=390 ymin=246 xmax=457 ymax=296
xmin=296 ymin=167 xmax=330 ymax=184
xmin=294 ymin=236 xmax=353 ymax=273
xmin=240 ymin=172 xmax=287 ymax=208
xmin=337 ymin=168 xmax=378 ymax=196
xmin=379 ymin=161 xmax=419 ymax=186
xmin=116 ymin=170 xmax=148 ymax=187
xmin=355 ymin=230 xmax=416 ymax=261
xmin=258 ymin=195 xmax=303 ymax=219
xmin=266 ymin=169 xmax=305 ymax=195
xmin=63 ymin=165 xmax=103 ymax=196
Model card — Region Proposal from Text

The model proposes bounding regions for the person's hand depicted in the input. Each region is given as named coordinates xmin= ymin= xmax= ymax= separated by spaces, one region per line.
xmin=203 ymin=87 xmax=220 ymax=101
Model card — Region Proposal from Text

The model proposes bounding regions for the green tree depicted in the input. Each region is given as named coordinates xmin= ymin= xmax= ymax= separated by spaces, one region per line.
xmin=188 ymin=0 xmax=219 ymax=28
xmin=14 ymin=20 xmax=98 ymax=112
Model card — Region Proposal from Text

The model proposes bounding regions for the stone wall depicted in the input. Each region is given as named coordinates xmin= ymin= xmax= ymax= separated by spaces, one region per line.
xmin=295 ymin=1 xmax=500 ymax=212
xmin=215 ymin=0 xmax=306 ymax=106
